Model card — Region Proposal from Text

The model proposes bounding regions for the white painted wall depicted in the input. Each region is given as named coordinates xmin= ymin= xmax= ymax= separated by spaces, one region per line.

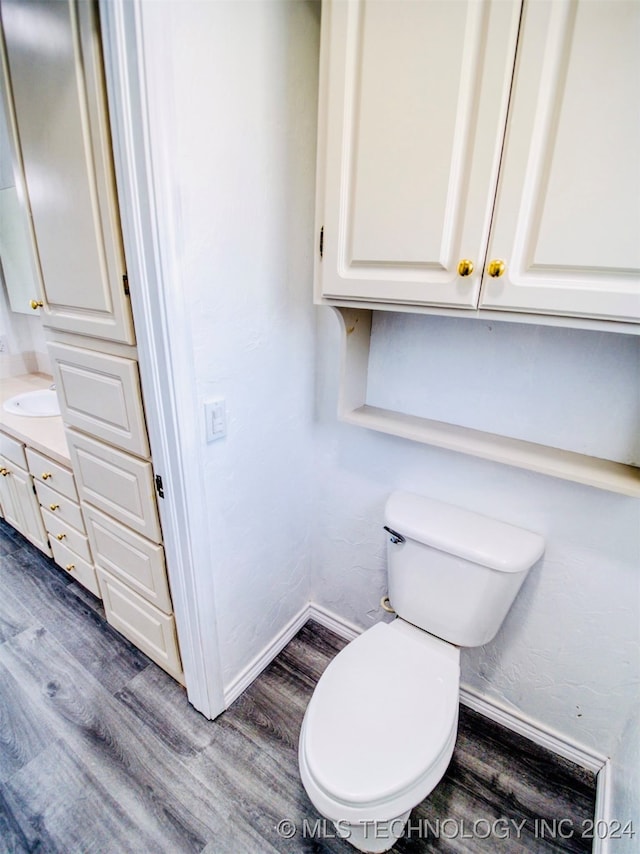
xmin=136 ymin=0 xmax=320 ymax=689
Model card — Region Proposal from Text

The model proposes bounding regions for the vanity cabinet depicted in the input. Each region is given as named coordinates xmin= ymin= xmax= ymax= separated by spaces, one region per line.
xmin=0 ymin=433 xmax=50 ymax=554
xmin=49 ymin=336 xmax=183 ymax=681
xmin=316 ymin=0 xmax=640 ymax=323
xmin=2 ymin=0 xmax=184 ymax=682
xmin=26 ymin=446 xmax=100 ymax=596
xmin=0 ymin=0 xmax=135 ymax=343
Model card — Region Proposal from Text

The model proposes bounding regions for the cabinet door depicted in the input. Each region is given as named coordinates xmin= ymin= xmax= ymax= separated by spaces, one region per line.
xmin=316 ymin=0 xmax=521 ymax=308
xmin=0 ymin=459 xmax=22 ymax=532
xmin=0 ymin=461 xmax=51 ymax=555
xmin=67 ymin=429 xmax=161 ymax=543
xmin=480 ymin=0 xmax=640 ymax=321
xmin=1 ymin=0 xmax=135 ymax=343
xmin=47 ymin=342 xmax=150 ymax=458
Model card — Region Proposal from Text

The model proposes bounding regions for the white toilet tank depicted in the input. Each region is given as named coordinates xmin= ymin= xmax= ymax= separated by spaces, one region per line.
xmin=385 ymin=492 xmax=544 ymax=647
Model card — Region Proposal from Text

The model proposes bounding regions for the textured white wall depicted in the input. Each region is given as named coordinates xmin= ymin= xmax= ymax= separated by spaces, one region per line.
xmin=138 ymin=0 xmax=320 ymax=687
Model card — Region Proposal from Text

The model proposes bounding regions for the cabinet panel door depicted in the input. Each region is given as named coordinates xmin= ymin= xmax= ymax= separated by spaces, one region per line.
xmin=67 ymin=429 xmax=161 ymax=543
xmin=3 ymin=463 xmax=51 ymax=555
xmin=50 ymin=538 xmax=100 ymax=597
xmin=26 ymin=447 xmax=78 ymax=501
xmin=0 ymin=458 xmax=23 ymax=532
xmin=84 ymin=505 xmax=172 ymax=614
xmin=48 ymin=342 xmax=150 ymax=458
xmin=317 ymin=0 xmax=521 ymax=307
xmin=97 ymin=569 xmax=183 ymax=681
xmin=480 ymin=0 xmax=640 ymax=321
xmin=0 ymin=432 xmax=28 ymax=470
xmin=35 ymin=481 xmax=86 ymax=534
xmin=1 ymin=0 xmax=135 ymax=343
xmin=41 ymin=507 xmax=92 ymax=563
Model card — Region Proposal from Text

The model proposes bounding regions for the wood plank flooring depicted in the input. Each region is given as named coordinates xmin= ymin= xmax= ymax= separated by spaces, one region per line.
xmin=0 ymin=518 xmax=597 ymax=853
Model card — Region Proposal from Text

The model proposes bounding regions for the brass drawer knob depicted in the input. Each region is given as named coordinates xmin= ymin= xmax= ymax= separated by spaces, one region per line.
xmin=0 ymin=468 xmax=9 ymax=477
xmin=50 ymin=503 xmax=60 ymax=511
xmin=487 ymin=259 xmax=506 ymax=278
xmin=41 ymin=472 xmax=52 ymax=480
xmin=457 ymin=259 xmax=474 ymax=277
xmin=30 ymin=299 xmax=44 ymax=310
xmin=65 ymin=564 xmax=75 ymax=572
xmin=56 ymin=533 xmax=66 ymax=540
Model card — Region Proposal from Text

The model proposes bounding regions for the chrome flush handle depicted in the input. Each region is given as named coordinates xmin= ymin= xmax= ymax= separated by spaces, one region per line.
xmin=383 ymin=526 xmax=405 ymax=544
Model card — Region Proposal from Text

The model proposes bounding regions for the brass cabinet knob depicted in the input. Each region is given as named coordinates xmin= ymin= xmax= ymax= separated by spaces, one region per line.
xmin=0 ymin=468 xmax=9 ymax=476
xmin=65 ymin=564 xmax=75 ymax=572
xmin=50 ymin=503 xmax=59 ymax=511
xmin=487 ymin=259 xmax=506 ymax=278
xmin=56 ymin=533 xmax=66 ymax=540
xmin=41 ymin=472 xmax=52 ymax=480
xmin=457 ymin=259 xmax=474 ymax=277
xmin=30 ymin=299 xmax=44 ymax=310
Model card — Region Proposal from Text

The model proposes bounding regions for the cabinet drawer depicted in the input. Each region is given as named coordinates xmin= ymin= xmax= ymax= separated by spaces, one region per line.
xmin=67 ymin=429 xmax=161 ymax=543
xmin=97 ymin=569 xmax=183 ymax=682
xmin=48 ymin=342 xmax=150 ymax=458
xmin=0 ymin=432 xmax=27 ymax=470
xmin=35 ymin=481 xmax=86 ymax=533
xmin=84 ymin=505 xmax=172 ymax=614
xmin=26 ymin=447 xmax=78 ymax=500
xmin=41 ymin=507 xmax=92 ymax=562
xmin=51 ymin=538 xmax=100 ymax=598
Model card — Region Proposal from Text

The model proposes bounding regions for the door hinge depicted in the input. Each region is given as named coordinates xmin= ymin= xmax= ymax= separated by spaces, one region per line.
xmin=123 ymin=273 xmax=130 ymax=296
xmin=155 ymin=474 xmax=164 ymax=499
xmin=32 ymin=483 xmax=37 ymax=495
xmin=319 ymin=226 xmax=324 ymax=259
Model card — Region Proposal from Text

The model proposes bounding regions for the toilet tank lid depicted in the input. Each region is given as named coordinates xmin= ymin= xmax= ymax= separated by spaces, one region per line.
xmin=385 ymin=491 xmax=544 ymax=574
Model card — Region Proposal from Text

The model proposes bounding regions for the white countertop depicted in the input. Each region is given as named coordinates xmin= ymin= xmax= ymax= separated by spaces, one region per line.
xmin=0 ymin=373 xmax=71 ymax=466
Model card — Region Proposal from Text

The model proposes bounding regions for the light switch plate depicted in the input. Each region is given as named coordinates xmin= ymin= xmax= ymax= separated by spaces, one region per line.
xmin=204 ymin=398 xmax=226 ymax=442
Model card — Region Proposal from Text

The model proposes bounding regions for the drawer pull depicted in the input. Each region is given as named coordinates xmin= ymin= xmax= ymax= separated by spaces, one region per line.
xmin=30 ymin=299 xmax=44 ymax=309
xmin=50 ymin=503 xmax=60 ymax=511
xmin=56 ymin=533 xmax=66 ymax=541
xmin=41 ymin=472 xmax=53 ymax=480
xmin=0 ymin=468 xmax=9 ymax=477
xmin=65 ymin=564 xmax=75 ymax=572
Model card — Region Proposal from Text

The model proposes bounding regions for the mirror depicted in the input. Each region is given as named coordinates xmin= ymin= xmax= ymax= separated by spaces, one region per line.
xmin=0 ymin=53 xmax=42 ymax=315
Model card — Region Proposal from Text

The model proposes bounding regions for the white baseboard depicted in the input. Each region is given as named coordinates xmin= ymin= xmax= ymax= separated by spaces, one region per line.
xmin=222 ymin=603 xmax=363 ymax=707
xmin=458 ymin=686 xmax=610 ymax=851
xmin=223 ymin=604 xmax=310 ymax=707
xmin=459 ymin=685 xmax=607 ymax=772
xmin=307 ymin=602 xmax=362 ymax=642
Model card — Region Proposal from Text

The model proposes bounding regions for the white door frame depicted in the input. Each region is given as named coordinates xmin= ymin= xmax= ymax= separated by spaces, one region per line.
xmin=98 ymin=0 xmax=225 ymax=718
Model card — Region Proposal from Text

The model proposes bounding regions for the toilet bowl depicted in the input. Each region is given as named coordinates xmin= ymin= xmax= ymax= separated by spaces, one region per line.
xmin=298 ymin=491 xmax=544 ymax=853
xmin=299 ymin=620 xmax=459 ymax=852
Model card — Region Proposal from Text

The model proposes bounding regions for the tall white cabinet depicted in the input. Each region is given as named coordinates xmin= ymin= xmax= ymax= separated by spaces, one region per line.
xmin=316 ymin=0 xmax=640 ymax=323
xmin=1 ymin=0 xmax=183 ymax=681
xmin=1 ymin=0 xmax=134 ymax=342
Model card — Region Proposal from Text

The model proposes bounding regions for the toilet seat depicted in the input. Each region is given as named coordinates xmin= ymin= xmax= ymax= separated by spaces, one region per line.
xmin=299 ymin=620 xmax=460 ymax=823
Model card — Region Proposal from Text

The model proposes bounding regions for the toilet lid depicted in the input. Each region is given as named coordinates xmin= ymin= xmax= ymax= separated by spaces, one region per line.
xmin=302 ymin=622 xmax=459 ymax=807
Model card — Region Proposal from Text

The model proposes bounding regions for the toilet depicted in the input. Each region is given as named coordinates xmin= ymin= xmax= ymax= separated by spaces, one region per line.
xmin=299 ymin=491 xmax=544 ymax=853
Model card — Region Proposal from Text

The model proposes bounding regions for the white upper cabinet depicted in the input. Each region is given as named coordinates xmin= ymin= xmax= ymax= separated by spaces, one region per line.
xmin=1 ymin=0 xmax=135 ymax=343
xmin=316 ymin=0 xmax=521 ymax=308
xmin=479 ymin=0 xmax=640 ymax=322
xmin=316 ymin=0 xmax=640 ymax=324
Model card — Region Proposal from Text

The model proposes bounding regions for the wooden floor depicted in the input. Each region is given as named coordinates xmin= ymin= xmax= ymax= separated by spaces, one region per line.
xmin=0 ymin=518 xmax=597 ymax=853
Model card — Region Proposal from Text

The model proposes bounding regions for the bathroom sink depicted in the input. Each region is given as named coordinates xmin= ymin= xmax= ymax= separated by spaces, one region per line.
xmin=3 ymin=389 xmax=60 ymax=417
